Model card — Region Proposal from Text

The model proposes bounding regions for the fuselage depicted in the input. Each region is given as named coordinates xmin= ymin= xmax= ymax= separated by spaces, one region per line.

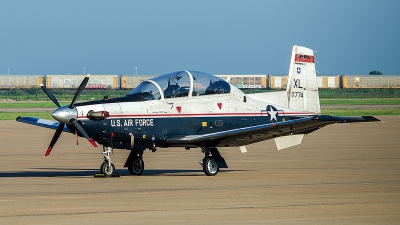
xmin=70 ymin=71 xmax=315 ymax=150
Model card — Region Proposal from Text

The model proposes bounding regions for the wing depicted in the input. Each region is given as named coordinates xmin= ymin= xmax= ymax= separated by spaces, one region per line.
xmin=16 ymin=116 xmax=71 ymax=133
xmin=164 ymin=115 xmax=380 ymax=148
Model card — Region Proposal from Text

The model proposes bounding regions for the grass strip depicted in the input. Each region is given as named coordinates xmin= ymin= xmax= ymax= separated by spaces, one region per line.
xmin=0 ymin=102 xmax=68 ymax=108
xmin=0 ymin=111 xmax=54 ymax=120
xmin=321 ymin=108 xmax=400 ymax=116
xmin=320 ymin=98 xmax=400 ymax=105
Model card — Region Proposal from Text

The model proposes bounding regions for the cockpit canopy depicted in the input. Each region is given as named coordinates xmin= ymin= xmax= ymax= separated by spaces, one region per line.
xmin=127 ymin=71 xmax=231 ymax=100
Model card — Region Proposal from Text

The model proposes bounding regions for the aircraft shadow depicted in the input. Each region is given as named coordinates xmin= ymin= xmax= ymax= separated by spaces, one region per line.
xmin=0 ymin=168 xmax=99 ymax=178
xmin=0 ymin=168 xmax=248 ymax=178
xmin=141 ymin=169 xmax=246 ymax=176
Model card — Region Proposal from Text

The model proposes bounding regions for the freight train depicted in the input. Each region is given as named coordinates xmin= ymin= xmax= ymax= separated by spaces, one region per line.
xmin=0 ymin=73 xmax=399 ymax=90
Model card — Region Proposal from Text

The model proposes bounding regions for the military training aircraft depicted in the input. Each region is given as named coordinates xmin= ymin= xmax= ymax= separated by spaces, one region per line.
xmin=16 ymin=46 xmax=379 ymax=177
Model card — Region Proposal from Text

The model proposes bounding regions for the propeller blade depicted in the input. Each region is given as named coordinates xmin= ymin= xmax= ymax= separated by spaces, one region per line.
xmin=40 ymin=84 xmax=60 ymax=107
xmin=70 ymin=119 xmax=98 ymax=148
xmin=70 ymin=74 xmax=90 ymax=108
xmin=45 ymin=123 xmax=65 ymax=156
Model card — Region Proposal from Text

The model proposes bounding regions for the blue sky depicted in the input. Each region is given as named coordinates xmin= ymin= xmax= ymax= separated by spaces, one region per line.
xmin=0 ymin=0 xmax=399 ymax=75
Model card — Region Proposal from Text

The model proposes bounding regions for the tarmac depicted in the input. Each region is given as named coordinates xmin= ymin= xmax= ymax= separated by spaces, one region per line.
xmin=0 ymin=116 xmax=399 ymax=224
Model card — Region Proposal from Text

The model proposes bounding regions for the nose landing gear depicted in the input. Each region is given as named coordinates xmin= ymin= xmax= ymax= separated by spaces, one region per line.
xmin=100 ymin=146 xmax=116 ymax=177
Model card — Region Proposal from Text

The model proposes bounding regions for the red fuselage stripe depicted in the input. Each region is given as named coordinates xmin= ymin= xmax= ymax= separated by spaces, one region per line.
xmin=77 ymin=112 xmax=316 ymax=119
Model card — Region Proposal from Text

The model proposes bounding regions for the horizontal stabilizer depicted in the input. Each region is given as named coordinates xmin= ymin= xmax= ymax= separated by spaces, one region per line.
xmin=317 ymin=115 xmax=380 ymax=123
xmin=274 ymin=134 xmax=305 ymax=150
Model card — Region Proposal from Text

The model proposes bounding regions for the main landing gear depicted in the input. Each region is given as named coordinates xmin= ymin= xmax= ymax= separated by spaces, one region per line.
xmin=124 ymin=150 xmax=145 ymax=175
xmin=200 ymin=147 xmax=228 ymax=176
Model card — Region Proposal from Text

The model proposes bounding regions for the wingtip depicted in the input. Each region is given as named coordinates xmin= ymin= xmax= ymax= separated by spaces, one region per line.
xmin=362 ymin=116 xmax=381 ymax=122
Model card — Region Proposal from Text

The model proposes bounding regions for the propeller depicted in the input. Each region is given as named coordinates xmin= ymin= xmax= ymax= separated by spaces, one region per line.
xmin=41 ymin=74 xmax=98 ymax=156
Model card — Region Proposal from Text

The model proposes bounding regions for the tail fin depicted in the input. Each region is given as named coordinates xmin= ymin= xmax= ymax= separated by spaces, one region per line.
xmin=286 ymin=46 xmax=320 ymax=114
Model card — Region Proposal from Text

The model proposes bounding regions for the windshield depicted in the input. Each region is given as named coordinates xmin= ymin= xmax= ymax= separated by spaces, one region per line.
xmin=151 ymin=71 xmax=191 ymax=98
xmin=127 ymin=81 xmax=161 ymax=100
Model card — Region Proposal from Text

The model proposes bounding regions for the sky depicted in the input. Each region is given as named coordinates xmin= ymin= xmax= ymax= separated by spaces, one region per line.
xmin=0 ymin=0 xmax=399 ymax=76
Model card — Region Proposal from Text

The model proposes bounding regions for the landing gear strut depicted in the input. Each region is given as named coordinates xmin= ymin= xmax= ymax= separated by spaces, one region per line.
xmin=200 ymin=147 xmax=228 ymax=176
xmin=100 ymin=146 xmax=115 ymax=177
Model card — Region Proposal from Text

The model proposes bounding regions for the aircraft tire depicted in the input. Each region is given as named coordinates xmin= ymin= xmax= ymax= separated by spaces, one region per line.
xmin=101 ymin=162 xmax=115 ymax=177
xmin=202 ymin=157 xmax=219 ymax=176
xmin=128 ymin=158 xmax=144 ymax=175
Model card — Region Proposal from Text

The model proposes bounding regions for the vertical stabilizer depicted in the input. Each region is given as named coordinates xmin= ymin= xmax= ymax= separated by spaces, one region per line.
xmin=286 ymin=46 xmax=320 ymax=114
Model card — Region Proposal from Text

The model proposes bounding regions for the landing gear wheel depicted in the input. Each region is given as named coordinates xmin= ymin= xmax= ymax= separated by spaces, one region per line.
xmin=202 ymin=157 xmax=219 ymax=176
xmin=128 ymin=158 xmax=144 ymax=175
xmin=100 ymin=161 xmax=115 ymax=177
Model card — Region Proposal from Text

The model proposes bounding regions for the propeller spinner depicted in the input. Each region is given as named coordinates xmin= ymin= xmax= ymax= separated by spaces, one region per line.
xmin=41 ymin=74 xmax=98 ymax=156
